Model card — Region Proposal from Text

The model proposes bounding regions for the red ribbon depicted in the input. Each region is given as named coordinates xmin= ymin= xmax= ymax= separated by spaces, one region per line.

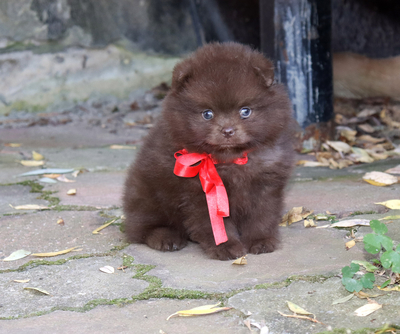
xmin=174 ymin=149 xmax=248 ymax=245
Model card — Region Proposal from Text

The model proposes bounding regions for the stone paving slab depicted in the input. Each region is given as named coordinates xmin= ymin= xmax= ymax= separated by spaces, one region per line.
xmin=41 ymin=171 xmax=125 ymax=208
xmin=0 ymin=185 xmax=49 ymax=215
xmin=1 ymin=256 xmax=149 ymax=318
xmin=285 ymin=178 xmax=398 ymax=215
xmin=0 ymin=299 xmax=245 ymax=334
xmin=126 ymin=223 xmax=369 ymax=293
xmin=0 ymin=124 xmax=147 ymax=149
xmin=228 ymin=277 xmax=400 ymax=333
xmin=0 ymin=211 xmax=123 ymax=270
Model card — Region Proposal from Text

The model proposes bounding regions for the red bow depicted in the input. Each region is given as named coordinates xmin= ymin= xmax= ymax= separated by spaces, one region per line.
xmin=174 ymin=149 xmax=248 ymax=245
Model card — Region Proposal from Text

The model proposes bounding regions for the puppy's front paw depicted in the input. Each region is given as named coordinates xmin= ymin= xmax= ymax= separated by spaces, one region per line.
xmin=246 ymin=236 xmax=279 ymax=255
xmin=205 ymin=239 xmax=246 ymax=261
xmin=146 ymin=227 xmax=188 ymax=252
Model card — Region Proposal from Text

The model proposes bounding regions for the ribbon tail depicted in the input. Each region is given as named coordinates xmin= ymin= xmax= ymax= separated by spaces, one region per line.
xmin=205 ymin=187 xmax=228 ymax=246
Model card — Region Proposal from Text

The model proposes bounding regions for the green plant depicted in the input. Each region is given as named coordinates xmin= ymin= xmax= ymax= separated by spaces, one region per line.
xmin=341 ymin=220 xmax=400 ymax=292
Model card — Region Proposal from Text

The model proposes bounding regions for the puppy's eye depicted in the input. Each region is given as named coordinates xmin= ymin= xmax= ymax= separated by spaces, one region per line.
xmin=202 ymin=109 xmax=214 ymax=120
xmin=239 ymin=107 xmax=252 ymax=119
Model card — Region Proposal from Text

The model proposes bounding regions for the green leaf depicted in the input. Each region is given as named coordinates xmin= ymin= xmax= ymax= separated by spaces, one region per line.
xmin=342 ymin=263 xmax=359 ymax=278
xmin=360 ymin=273 xmax=375 ymax=289
xmin=378 ymin=235 xmax=393 ymax=251
xmin=381 ymin=250 xmax=400 ymax=273
xmin=370 ymin=220 xmax=388 ymax=235
xmin=363 ymin=234 xmax=382 ymax=254
xmin=381 ymin=279 xmax=391 ymax=289
xmin=352 ymin=260 xmax=378 ymax=272
xmin=342 ymin=276 xmax=363 ymax=292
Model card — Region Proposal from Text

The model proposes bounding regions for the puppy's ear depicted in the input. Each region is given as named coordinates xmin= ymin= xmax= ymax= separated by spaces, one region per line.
xmin=171 ymin=60 xmax=193 ymax=91
xmin=253 ymin=57 xmax=275 ymax=88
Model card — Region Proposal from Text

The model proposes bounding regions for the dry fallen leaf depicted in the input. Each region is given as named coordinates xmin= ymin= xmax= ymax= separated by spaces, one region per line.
xmin=24 ymin=287 xmax=50 ymax=295
xmin=56 ymin=218 xmax=65 ymax=225
xmin=304 ymin=219 xmax=316 ymax=227
xmin=32 ymin=151 xmax=44 ymax=161
xmin=357 ymin=109 xmax=379 ymax=118
xmin=326 ymin=140 xmax=352 ymax=154
xmin=357 ymin=135 xmax=386 ymax=144
xmin=20 ymin=160 xmax=44 ymax=167
xmin=43 ymin=173 xmax=61 ymax=179
xmin=31 ymin=246 xmax=80 ymax=257
xmin=385 ymin=165 xmax=400 ymax=175
xmin=278 ymin=311 xmax=324 ymax=325
xmin=345 ymin=239 xmax=356 ymax=250
xmin=281 ymin=207 xmax=313 ymax=226
xmin=99 ymin=265 xmax=115 ymax=274
xmin=5 ymin=143 xmax=22 ymax=147
xmin=57 ymin=175 xmax=75 ymax=183
xmin=379 ymin=215 xmax=400 ymax=221
xmin=325 ymin=219 xmax=370 ymax=228
xmin=286 ymin=301 xmax=314 ymax=316
xmin=9 ymin=204 xmax=49 ymax=210
xmin=109 ymin=145 xmax=137 ymax=150
xmin=13 ymin=279 xmax=30 ymax=283
xmin=67 ymin=189 xmax=77 ymax=195
xmin=232 ymin=256 xmax=247 ymax=265
xmin=354 ymin=291 xmax=383 ymax=299
xmin=92 ymin=218 xmax=117 ymax=234
xmin=3 ymin=249 xmax=31 ymax=261
xmin=166 ymin=302 xmax=231 ymax=320
xmin=354 ymin=300 xmax=382 ymax=316
xmin=332 ymin=294 xmax=354 ymax=305
xmin=375 ymin=200 xmax=400 ymax=210
xmin=351 ymin=147 xmax=374 ymax=163
xmin=377 ymin=285 xmax=400 ymax=292
xmin=357 ymin=123 xmax=375 ymax=133
xmin=362 ymin=172 xmax=398 ymax=186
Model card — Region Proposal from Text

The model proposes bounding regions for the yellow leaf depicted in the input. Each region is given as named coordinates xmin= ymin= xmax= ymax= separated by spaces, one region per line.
xmin=286 ymin=301 xmax=314 ymax=316
xmin=375 ymin=200 xmax=400 ymax=210
xmin=363 ymin=172 xmax=398 ymax=186
xmin=43 ymin=174 xmax=61 ymax=179
xmin=92 ymin=218 xmax=117 ymax=234
xmin=56 ymin=218 xmax=65 ymax=225
xmin=24 ymin=287 xmax=50 ymax=295
xmin=351 ymin=147 xmax=374 ymax=163
xmin=345 ymin=239 xmax=356 ymax=250
xmin=354 ymin=300 xmax=382 ymax=316
xmin=32 ymin=151 xmax=44 ymax=161
xmin=232 ymin=256 xmax=247 ymax=265
xmin=31 ymin=246 xmax=79 ymax=257
xmin=166 ymin=302 xmax=231 ymax=320
xmin=20 ymin=160 xmax=44 ymax=167
xmin=379 ymin=215 xmax=400 ymax=221
xmin=13 ymin=279 xmax=30 ymax=283
xmin=67 ymin=189 xmax=77 ymax=195
xmin=377 ymin=285 xmax=400 ymax=292
xmin=9 ymin=204 xmax=49 ymax=210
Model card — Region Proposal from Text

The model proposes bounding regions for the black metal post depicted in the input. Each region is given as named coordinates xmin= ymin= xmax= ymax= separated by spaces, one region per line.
xmin=260 ymin=0 xmax=333 ymax=129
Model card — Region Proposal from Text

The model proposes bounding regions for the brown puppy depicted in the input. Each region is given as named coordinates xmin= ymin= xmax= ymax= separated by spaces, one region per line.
xmin=123 ymin=42 xmax=295 ymax=260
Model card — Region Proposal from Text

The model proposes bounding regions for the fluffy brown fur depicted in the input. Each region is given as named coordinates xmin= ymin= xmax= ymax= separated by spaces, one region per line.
xmin=123 ymin=42 xmax=295 ymax=260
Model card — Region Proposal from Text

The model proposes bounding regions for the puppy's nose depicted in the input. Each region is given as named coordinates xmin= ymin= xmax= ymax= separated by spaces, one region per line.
xmin=222 ymin=127 xmax=235 ymax=137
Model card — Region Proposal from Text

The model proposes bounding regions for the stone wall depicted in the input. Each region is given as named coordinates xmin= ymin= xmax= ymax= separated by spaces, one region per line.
xmin=0 ymin=0 xmax=198 ymax=115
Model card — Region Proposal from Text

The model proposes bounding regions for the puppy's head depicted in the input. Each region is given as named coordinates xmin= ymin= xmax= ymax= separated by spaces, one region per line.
xmin=163 ymin=42 xmax=292 ymax=161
